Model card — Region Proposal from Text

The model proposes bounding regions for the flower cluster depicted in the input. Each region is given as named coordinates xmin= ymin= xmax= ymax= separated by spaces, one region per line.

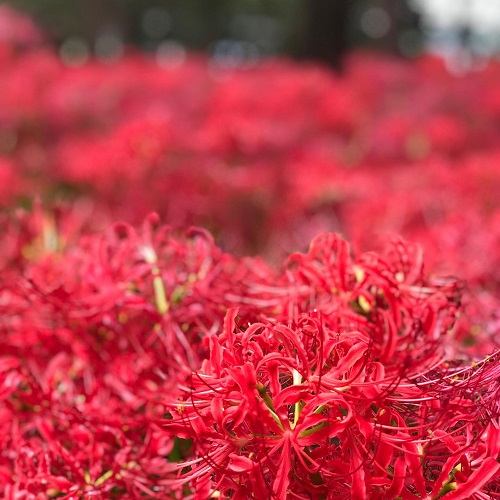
xmin=0 ymin=7 xmax=499 ymax=269
xmin=162 ymin=234 xmax=500 ymax=499
xmin=0 ymin=9 xmax=499 ymax=360
xmin=0 ymin=6 xmax=498 ymax=498
xmin=0 ymin=208 xmax=272 ymax=498
xmin=0 ymin=209 xmax=497 ymax=498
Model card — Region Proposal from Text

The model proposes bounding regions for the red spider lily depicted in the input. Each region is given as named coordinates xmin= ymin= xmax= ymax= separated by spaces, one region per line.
xmin=0 ymin=208 xmax=498 ymax=497
xmin=0 ymin=210 xmax=283 ymax=498
xmin=0 ymin=8 xmax=499 ymax=494
xmin=161 ymin=308 xmax=500 ymax=499
xmin=256 ymin=234 xmax=462 ymax=374
xmin=161 ymin=235 xmax=499 ymax=499
xmin=1 ymin=8 xmax=500 ymax=262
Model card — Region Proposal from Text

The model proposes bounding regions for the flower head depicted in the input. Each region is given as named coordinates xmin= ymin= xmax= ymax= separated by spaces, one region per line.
xmin=162 ymin=235 xmax=499 ymax=499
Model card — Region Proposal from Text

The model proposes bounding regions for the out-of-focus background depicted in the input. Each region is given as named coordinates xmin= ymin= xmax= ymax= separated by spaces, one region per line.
xmin=0 ymin=0 xmax=500 ymax=271
xmin=2 ymin=1 xmax=418 ymax=66
xmin=6 ymin=0 xmax=500 ymax=68
xmin=6 ymin=0 xmax=500 ymax=69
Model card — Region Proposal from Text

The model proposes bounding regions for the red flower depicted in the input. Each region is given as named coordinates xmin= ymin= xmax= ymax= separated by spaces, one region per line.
xmin=161 ymin=235 xmax=499 ymax=498
xmin=162 ymin=306 xmax=500 ymax=498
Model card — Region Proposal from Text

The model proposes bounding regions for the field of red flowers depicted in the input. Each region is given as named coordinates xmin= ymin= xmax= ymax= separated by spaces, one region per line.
xmin=0 ymin=6 xmax=499 ymax=499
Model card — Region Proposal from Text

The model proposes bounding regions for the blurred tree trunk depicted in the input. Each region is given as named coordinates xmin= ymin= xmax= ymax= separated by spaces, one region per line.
xmin=302 ymin=0 xmax=353 ymax=71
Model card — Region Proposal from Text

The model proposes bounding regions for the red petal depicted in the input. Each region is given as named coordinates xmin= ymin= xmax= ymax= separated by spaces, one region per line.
xmin=350 ymin=446 xmax=366 ymax=500
xmin=272 ymin=435 xmax=292 ymax=500
xmin=385 ymin=457 xmax=406 ymax=499
xmin=227 ymin=454 xmax=255 ymax=473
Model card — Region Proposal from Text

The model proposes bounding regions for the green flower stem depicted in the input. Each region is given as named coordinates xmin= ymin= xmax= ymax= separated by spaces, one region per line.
xmin=142 ymin=245 xmax=169 ymax=314
xmin=298 ymin=421 xmax=329 ymax=439
xmin=257 ymin=383 xmax=284 ymax=431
